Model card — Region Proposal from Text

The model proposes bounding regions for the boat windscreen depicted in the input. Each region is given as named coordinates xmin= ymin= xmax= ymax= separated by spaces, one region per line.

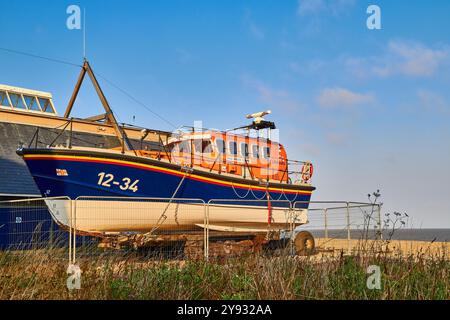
xmin=179 ymin=140 xmax=191 ymax=153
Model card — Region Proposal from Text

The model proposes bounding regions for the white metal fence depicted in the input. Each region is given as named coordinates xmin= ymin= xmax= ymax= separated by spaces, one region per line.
xmin=0 ymin=197 xmax=382 ymax=263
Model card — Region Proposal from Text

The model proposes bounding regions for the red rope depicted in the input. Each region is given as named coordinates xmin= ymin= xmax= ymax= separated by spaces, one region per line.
xmin=267 ymin=192 xmax=272 ymax=226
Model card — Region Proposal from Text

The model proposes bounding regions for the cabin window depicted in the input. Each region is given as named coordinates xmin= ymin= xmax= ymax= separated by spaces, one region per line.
xmin=9 ymin=93 xmax=26 ymax=109
xmin=228 ymin=141 xmax=237 ymax=155
xmin=0 ymin=91 xmax=10 ymax=107
xmin=169 ymin=143 xmax=179 ymax=153
xmin=263 ymin=147 xmax=271 ymax=159
xmin=251 ymin=145 xmax=260 ymax=159
xmin=23 ymin=95 xmax=41 ymax=111
xmin=178 ymin=140 xmax=191 ymax=154
xmin=193 ymin=140 xmax=202 ymax=153
xmin=193 ymin=139 xmax=213 ymax=154
xmin=202 ymin=140 xmax=213 ymax=153
xmin=240 ymin=142 xmax=249 ymax=157
xmin=215 ymin=138 xmax=226 ymax=154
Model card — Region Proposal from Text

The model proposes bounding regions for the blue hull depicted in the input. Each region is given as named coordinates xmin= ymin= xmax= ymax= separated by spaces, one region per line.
xmin=19 ymin=149 xmax=314 ymax=208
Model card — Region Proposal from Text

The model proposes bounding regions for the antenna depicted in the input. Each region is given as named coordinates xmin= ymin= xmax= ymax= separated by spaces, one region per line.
xmin=245 ymin=109 xmax=271 ymax=124
xmin=83 ymin=8 xmax=86 ymax=59
xmin=227 ymin=109 xmax=275 ymax=132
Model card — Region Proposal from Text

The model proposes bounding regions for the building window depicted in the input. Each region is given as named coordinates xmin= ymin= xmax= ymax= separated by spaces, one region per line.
xmin=38 ymin=98 xmax=54 ymax=113
xmin=0 ymin=91 xmax=10 ymax=107
xmin=9 ymin=93 xmax=27 ymax=109
xmin=0 ymin=85 xmax=56 ymax=115
xmin=24 ymin=95 xmax=41 ymax=111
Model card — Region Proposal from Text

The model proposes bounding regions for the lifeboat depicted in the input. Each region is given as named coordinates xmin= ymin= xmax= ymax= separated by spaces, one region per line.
xmin=16 ymin=61 xmax=316 ymax=236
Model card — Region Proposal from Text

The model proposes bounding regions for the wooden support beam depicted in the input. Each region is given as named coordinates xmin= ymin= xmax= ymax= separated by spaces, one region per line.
xmin=63 ymin=59 xmax=133 ymax=152
xmin=84 ymin=113 xmax=107 ymax=122
xmin=64 ymin=63 xmax=87 ymax=118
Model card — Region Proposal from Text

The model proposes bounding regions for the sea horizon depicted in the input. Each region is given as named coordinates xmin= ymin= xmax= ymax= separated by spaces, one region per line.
xmin=308 ymin=228 xmax=450 ymax=242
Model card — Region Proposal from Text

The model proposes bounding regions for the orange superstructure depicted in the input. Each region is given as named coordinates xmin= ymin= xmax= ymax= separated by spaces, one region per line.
xmin=135 ymin=130 xmax=313 ymax=184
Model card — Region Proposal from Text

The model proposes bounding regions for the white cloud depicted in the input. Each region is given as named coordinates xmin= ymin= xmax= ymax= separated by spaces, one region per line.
xmin=244 ymin=11 xmax=265 ymax=40
xmin=317 ymin=87 xmax=374 ymax=109
xmin=297 ymin=0 xmax=355 ymax=16
xmin=248 ymin=22 xmax=265 ymax=40
xmin=379 ymin=41 xmax=448 ymax=77
xmin=289 ymin=60 xmax=326 ymax=75
xmin=417 ymin=89 xmax=449 ymax=114
xmin=241 ymin=75 xmax=305 ymax=112
xmin=326 ymin=132 xmax=347 ymax=146
xmin=345 ymin=41 xmax=450 ymax=78
xmin=297 ymin=0 xmax=325 ymax=15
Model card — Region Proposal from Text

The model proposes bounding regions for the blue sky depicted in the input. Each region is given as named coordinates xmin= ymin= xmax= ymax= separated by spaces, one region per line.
xmin=1 ymin=0 xmax=449 ymax=227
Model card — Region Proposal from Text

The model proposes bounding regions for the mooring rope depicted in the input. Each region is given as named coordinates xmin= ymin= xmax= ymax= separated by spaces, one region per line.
xmin=174 ymin=202 xmax=180 ymax=225
xmin=147 ymin=167 xmax=191 ymax=235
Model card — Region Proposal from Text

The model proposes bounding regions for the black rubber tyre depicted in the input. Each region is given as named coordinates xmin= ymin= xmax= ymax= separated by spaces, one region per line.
xmin=294 ymin=231 xmax=315 ymax=256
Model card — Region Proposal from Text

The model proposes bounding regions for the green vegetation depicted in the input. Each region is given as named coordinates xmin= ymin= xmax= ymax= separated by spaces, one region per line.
xmin=0 ymin=247 xmax=448 ymax=300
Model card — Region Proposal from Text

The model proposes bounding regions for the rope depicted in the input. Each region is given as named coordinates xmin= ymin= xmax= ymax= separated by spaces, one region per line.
xmin=0 ymin=47 xmax=81 ymax=67
xmin=231 ymin=183 xmax=251 ymax=199
xmin=273 ymin=190 xmax=285 ymax=201
xmin=0 ymin=46 xmax=176 ymax=131
xmin=95 ymin=72 xmax=178 ymax=129
xmin=267 ymin=191 xmax=273 ymax=226
xmin=174 ymin=203 xmax=180 ymax=225
xmin=282 ymin=189 xmax=300 ymax=203
xmin=147 ymin=167 xmax=191 ymax=235
xmin=250 ymin=187 xmax=268 ymax=200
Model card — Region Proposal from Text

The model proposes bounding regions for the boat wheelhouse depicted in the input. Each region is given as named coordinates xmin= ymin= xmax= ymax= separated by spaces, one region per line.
xmin=138 ymin=129 xmax=313 ymax=185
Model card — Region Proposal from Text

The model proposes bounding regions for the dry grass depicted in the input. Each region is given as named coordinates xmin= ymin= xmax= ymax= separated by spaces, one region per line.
xmin=0 ymin=240 xmax=449 ymax=300
xmin=316 ymin=238 xmax=449 ymax=259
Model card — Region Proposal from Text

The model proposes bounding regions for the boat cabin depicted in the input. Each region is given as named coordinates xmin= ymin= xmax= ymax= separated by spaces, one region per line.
xmin=137 ymin=130 xmax=313 ymax=185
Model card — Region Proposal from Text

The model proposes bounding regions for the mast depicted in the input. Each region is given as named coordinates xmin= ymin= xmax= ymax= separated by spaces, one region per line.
xmin=64 ymin=59 xmax=133 ymax=151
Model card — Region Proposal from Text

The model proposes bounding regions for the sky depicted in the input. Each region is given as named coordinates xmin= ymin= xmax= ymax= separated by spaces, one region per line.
xmin=0 ymin=0 xmax=449 ymax=228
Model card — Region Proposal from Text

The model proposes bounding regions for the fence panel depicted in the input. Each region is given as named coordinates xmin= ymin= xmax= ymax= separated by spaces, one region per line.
xmin=294 ymin=202 xmax=381 ymax=238
xmin=1 ymin=197 xmax=382 ymax=261
xmin=206 ymin=199 xmax=296 ymax=259
xmin=72 ymin=196 xmax=206 ymax=262
xmin=0 ymin=197 xmax=74 ymax=251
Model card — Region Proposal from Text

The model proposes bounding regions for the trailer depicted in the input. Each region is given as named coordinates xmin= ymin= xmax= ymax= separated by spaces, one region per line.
xmin=95 ymin=229 xmax=316 ymax=258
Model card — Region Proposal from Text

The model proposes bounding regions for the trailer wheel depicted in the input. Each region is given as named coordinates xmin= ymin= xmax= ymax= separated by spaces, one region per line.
xmin=294 ymin=231 xmax=315 ymax=256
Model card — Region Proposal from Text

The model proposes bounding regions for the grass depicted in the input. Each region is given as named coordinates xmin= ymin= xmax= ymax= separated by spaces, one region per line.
xmin=0 ymin=244 xmax=448 ymax=300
